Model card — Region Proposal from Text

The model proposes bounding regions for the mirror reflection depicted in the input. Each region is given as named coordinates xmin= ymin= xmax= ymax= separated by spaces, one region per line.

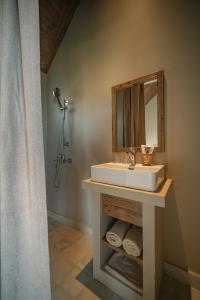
xmin=112 ymin=71 xmax=164 ymax=151
xmin=116 ymin=79 xmax=158 ymax=148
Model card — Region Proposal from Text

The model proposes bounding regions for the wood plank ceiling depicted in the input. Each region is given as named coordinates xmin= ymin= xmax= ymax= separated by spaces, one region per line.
xmin=39 ymin=0 xmax=80 ymax=73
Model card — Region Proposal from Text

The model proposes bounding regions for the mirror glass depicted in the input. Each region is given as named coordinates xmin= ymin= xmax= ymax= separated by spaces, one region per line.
xmin=112 ymin=71 xmax=164 ymax=152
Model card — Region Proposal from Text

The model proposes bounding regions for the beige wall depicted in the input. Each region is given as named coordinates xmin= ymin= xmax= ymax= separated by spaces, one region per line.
xmin=46 ymin=0 xmax=200 ymax=274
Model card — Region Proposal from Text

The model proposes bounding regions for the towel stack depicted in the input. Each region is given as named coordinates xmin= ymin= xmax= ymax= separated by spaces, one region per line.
xmin=104 ymin=252 xmax=143 ymax=292
xmin=106 ymin=220 xmax=142 ymax=257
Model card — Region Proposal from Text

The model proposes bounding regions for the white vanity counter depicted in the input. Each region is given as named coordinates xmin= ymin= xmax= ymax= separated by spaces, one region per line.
xmin=83 ymin=177 xmax=172 ymax=207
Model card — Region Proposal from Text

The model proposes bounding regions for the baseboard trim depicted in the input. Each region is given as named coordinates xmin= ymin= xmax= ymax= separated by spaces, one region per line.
xmin=48 ymin=210 xmax=93 ymax=236
xmin=189 ymin=270 xmax=200 ymax=290
xmin=164 ymin=262 xmax=189 ymax=285
xmin=164 ymin=262 xmax=200 ymax=290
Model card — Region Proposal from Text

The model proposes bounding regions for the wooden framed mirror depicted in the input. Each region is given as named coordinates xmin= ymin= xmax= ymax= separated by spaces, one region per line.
xmin=112 ymin=71 xmax=164 ymax=152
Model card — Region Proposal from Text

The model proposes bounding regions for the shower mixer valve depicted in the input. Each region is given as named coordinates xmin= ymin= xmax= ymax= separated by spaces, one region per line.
xmin=53 ymin=153 xmax=66 ymax=164
xmin=54 ymin=153 xmax=66 ymax=164
xmin=53 ymin=153 xmax=72 ymax=164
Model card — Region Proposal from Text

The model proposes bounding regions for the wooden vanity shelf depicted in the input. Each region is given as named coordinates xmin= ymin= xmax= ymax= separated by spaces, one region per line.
xmin=102 ymin=194 xmax=142 ymax=227
xmin=102 ymin=237 xmax=143 ymax=267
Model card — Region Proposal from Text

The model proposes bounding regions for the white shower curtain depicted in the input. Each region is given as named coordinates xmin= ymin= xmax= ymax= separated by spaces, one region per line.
xmin=0 ymin=0 xmax=51 ymax=299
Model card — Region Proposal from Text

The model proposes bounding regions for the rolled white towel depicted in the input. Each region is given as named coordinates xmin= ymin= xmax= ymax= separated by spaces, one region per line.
xmin=106 ymin=220 xmax=130 ymax=248
xmin=123 ymin=225 xmax=142 ymax=257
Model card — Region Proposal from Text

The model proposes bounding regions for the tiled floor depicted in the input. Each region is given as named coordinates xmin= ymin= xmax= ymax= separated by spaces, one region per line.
xmin=48 ymin=217 xmax=199 ymax=300
xmin=48 ymin=217 xmax=98 ymax=300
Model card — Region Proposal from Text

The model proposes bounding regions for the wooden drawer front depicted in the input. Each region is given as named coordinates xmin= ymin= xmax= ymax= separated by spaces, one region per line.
xmin=102 ymin=194 xmax=142 ymax=227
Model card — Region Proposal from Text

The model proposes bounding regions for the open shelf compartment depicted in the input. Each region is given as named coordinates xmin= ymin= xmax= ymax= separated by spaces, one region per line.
xmin=100 ymin=193 xmax=144 ymax=296
xmin=102 ymin=249 xmax=143 ymax=296
xmin=102 ymin=237 xmax=143 ymax=267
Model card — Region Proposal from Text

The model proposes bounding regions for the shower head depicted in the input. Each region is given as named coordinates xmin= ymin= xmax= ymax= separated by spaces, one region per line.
xmin=53 ymin=87 xmax=63 ymax=109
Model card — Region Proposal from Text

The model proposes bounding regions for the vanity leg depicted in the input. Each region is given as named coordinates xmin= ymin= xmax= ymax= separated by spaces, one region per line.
xmin=143 ymin=204 xmax=163 ymax=300
xmin=91 ymin=192 xmax=101 ymax=278
xmin=143 ymin=204 xmax=156 ymax=300
xmin=92 ymin=193 xmax=112 ymax=278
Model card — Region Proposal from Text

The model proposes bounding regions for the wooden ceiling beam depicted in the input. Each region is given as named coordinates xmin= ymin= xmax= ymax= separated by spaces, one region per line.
xmin=39 ymin=0 xmax=80 ymax=73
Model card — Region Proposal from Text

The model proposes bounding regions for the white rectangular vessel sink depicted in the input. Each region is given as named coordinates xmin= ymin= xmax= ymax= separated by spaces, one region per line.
xmin=91 ymin=163 xmax=165 ymax=192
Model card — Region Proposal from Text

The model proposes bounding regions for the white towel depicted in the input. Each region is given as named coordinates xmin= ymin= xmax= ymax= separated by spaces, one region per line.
xmin=106 ymin=220 xmax=130 ymax=248
xmin=123 ymin=225 xmax=142 ymax=257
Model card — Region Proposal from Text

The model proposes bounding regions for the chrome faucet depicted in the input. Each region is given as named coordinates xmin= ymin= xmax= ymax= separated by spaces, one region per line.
xmin=127 ymin=147 xmax=136 ymax=170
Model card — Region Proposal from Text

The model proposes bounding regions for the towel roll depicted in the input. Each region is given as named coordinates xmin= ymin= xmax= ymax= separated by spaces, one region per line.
xmin=123 ymin=225 xmax=142 ymax=257
xmin=106 ymin=220 xmax=130 ymax=248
